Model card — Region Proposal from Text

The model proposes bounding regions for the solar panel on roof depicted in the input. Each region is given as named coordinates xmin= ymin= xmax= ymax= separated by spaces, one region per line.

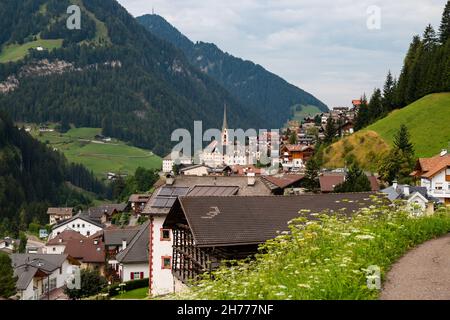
xmin=153 ymin=198 xmax=169 ymax=208
xmin=172 ymin=187 xmax=189 ymax=196
xmin=158 ymin=187 xmax=173 ymax=196
xmin=166 ymin=198 xmax=176 ymax=207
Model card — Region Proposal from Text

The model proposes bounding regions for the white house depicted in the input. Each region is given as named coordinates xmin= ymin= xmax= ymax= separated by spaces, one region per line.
xmin=116 ymin=221 xmax=150 ymax=283
xmin=11 ymin=253 xmax=79 ymax=300
xmin=162 ymin=152 xmax=193 ymax=173
xmin=412 ymin=150 xmax=450 ymax=206
xmin=180 ymin=164 xmax=210 ymax=176
xmin=382 ymin=182 xmax=437 ymax=216
xmin=49 ymin=213 xmax=104 ymax=239
xmin=141 ymin=186 xmax=191 ymax=296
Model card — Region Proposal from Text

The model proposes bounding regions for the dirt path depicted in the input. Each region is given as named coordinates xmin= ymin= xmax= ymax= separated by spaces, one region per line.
xmin=380 ymin=234 xmax=450 ymax=300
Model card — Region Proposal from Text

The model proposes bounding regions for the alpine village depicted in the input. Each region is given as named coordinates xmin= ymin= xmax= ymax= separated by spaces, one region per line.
xmin=0 ymin=0 xmax=450 ymax=302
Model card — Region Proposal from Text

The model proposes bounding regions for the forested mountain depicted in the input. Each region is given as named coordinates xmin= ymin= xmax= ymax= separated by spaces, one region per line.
xmin=0 ymin=112 xmax=106 ymax=236
xmin=137 ymin=14 xmax=328 ymax=128
xmin=0 ymin=0 xmax=266 ymax=156
xmin=354 ymin=1 xmax=450 ymax=130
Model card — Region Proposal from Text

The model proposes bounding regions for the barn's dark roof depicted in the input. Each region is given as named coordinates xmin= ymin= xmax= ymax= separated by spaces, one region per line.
xmin=187 ymin=185 xmax=239 ymax=197
xmin=164 ymin=193 xmax=383 ymax=247
xmin=116 ymin=221 xmax=150 ymax=264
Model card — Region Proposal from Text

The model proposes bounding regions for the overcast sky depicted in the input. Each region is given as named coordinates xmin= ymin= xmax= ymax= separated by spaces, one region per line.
xmin=117 ymin=0 xmax=445 ymax=108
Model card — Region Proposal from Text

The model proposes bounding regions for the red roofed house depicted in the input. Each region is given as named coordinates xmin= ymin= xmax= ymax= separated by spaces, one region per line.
xmin=280 ymin=144 xmax=314 ymax=171
xmin=45 ymin=230 xmax=105 ymax=275
xmin=411 ymin=150 xmax=450 ymax=206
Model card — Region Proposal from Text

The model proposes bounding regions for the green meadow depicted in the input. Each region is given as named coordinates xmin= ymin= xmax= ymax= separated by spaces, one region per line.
xmin=31 ymin=126 xmax=161 ymax=179
xmin=0 ymin=39 xmax=63 ymax=63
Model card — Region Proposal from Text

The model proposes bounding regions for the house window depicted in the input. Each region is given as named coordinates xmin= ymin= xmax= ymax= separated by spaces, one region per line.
xmin=130 ymin=272 xmax=143 ymax=280
xmin=77 ymin=224 xmax=80 ymax=228
xmin=87 ymin=231 xmax=91 ymax=236
xmin=82 ymin=224 xmax=85 ymax=228
xmin=160 ymin=229 xmax=171 ymax=241
xmin=162 ymin=256 xmax=172 ymax=270
xmin=52 ymin=247 xmax=56 ymax=252
xmin=72 ymin=224 xmax=75 ymax=228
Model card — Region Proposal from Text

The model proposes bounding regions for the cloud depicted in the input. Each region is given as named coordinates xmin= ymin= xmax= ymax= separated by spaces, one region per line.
xmin=117 ymin=0 xmax=446 ymax=107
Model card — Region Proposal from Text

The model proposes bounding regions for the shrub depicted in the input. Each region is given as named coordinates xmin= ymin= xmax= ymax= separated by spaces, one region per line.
xmin=186 ymin=202 xmax=450 ymax=300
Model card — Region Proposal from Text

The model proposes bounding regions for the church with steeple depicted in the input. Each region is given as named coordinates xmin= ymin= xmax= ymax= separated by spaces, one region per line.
xmin=198 ymin=104 xmax=253 ymax=168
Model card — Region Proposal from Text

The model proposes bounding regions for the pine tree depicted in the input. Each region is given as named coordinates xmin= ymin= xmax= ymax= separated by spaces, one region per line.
xmin=334 ymin=163 xmax=371 ymax=193
xmin=354 ymin=94 xmax=369 ymax=131
xmin=393 ymin=124 xmax=414 ymax=155
xmin=304 ymin=159 xmax=320 ymax=192
xmin=323 ymin=117 xmax=336 ymax=145
xmin=368 ymin=88 xmax=383 ymax=120
xmin=439 ymin=1 xmax=450 ymax=44
xmin=0 ymin=253 xmax=17 ymax=298
xmin=288 ymin=131 xmax=298 ymax=144
xmin=423 ymin=24 xmax=438 ymax=50
xmin=382 ymin=71 xmax=395 ymax=111
xmin=396 ymin=35 xmax=422 ymax=106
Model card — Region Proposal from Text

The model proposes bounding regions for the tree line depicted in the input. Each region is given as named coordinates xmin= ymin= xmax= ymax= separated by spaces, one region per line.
xmin=355 ymin=1 xmax=450 ymax=130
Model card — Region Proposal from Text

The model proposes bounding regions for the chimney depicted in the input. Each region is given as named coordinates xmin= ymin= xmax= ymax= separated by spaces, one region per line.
xmin=122 ymin=239 xmax=127 ymax=250
xmin=403 ymin=185 xmax=410 ymax=197
xmin=166 ymin=174 xmax=174 ymax=185
xmin=247 ymin=172 xmax=256 ymax=186
xmin=440 ymin=149 xmax=448 ymax=157
xmin=392 ymin=180 xmax=398 ymax=189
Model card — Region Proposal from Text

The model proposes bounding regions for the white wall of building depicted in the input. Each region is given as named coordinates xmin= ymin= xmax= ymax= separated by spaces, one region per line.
xmin=44 ymin=244 xmax=66 ymax=254
xmin=150 ymin=216 xmax=174 ymax=296
xmin=49 ymin=218 xmax=103 ymax=239
xmin=163 ymin=159 xmax=174 ymax=173
xmin=423 ymin=169 xmax=450 ymax=203
xmin=119 ymin=263 xmax=149 ymax=282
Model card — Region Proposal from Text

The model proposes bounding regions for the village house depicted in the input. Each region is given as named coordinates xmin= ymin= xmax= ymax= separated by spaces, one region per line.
xmin=11 ymin=253 xmax=79 ymax=300
xmin=260 ymin=174 xmax=306 ymax=195
xmin=103 ymin=226 xmax=140 ymax=280
xmin=280 ymin=144 xmax=314 ymax=171
xmin=162 ymin=152 xmax=193 ymax=173
xmin=44 ymin=229 xmax=105 ymax=274
xmin=49 ymin=213 xmax=104 ymax=239
xmin=47 ymin=207 xmax=73 ymax=225
xmin=87 ymin=203 xmax=126 ymax=224
xmin=127 ymin=194 xmax=152 ymax=214
xmin=142 ymin=184 xmax=249 ymax=296
xmin=382 ymin=181 xmax=438 ymax=215
xmin=163 ymin=193 xmax=380 ymax=287
xmin=179 ymin=164 xmax=211 ymax=176
xmin=319 ymin=172 xmax=380 ymax=193
xmin=116 ymin=221 xmax=150 ymax=283
xmin=0 ymin=237 xmax=20 ymax=254
xmin=411 ymin=149 xmax=450 ymax=206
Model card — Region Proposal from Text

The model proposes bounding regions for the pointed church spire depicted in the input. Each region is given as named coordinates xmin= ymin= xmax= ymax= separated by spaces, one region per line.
xmin=222 ymin=103 xmax=228 ymax=130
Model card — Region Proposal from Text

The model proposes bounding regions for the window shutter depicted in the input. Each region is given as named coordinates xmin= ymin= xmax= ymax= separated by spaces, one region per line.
xmin=130 ymin=272 xmax=134 ymax=280
xmin=140 ymin=272 xmax=144 ymax=279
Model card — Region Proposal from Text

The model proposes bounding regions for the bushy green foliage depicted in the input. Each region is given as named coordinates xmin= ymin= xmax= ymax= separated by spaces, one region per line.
xmin=0 ymin=253 xmax=17 ymax=298
xmin=186 ymin=203 xmax=450 ymax=300
xmin=65 ymin=269 xmax=107 ymax=300
xmin=334 ymin=163 xmax=371 ymax=193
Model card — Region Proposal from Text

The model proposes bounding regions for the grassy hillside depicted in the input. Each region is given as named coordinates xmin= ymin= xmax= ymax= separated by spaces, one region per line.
xmin=322 ymin=93 xmax=450 ymax=170
xmin=366 ymin=93 xmax=450 ymax=157
xmin=0 ymin=38 xmax=63 ymax=63
xmin=29 ymin=126 xmax=161 ymax=178
xmin=322 ymin=131 xmax=390 ymax=171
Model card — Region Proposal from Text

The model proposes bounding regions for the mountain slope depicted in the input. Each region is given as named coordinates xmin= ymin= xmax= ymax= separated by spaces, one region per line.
xmin=0 ymin=0 xmax=264 ymax=156
xmin=322 ymin=93 xmax=450 ymax=170
xmin=137 ymin=14 xmax=328 ymax=128
xmin=366 ymin=93 xmax=450 ymax=157
xmin=0 ymin=112 xmax=105 ymax=232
